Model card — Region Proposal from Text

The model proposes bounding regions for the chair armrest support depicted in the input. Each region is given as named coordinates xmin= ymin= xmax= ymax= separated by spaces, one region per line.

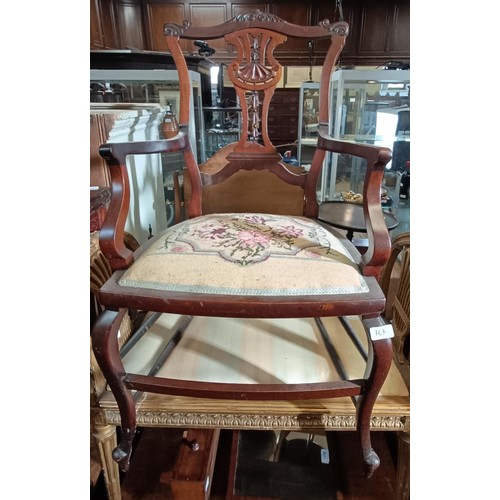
xmin=98 ymin=128 xmax=191 ymax=271
xmin=317 ymin=124 xmax=392 ymax=280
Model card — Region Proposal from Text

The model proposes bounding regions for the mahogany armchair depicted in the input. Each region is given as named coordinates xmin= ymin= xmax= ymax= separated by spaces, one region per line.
xmin=91 ymin=11 xmax=394 ymax=484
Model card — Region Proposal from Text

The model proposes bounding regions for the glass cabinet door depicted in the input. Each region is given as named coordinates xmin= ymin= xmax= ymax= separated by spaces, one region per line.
xmin=322 ymin=69 xmax=410 ymax=204
xmin=90 ymin=69 xmax=205 ymax=165
xmin=297 ymin=82 xmax=320 ymax=168
xmin=90 ymin=69 xmax=206 ymax=225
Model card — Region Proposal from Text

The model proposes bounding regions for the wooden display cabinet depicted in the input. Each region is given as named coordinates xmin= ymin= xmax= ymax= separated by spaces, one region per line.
xmin=91 ymin=1 xmax=410 ymax=66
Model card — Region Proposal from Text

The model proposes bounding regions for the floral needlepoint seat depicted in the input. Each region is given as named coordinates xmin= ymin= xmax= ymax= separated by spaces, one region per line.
xmin=118 ymin=213 xmax=368 ymax=296
xmin=91 ymin=10 xmax=395 ymax=482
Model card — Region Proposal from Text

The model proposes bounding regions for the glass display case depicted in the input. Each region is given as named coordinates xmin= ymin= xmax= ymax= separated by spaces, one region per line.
xmin=297 ymin=82 xmax=320 ymax=167
xmin=321 ymin=69 xmax=410 ymax=204
xmin=90 ymin=67 xmax=206 ymax=226
xmin=202 ymin=106 xmax=241 ymax=158
xmin=90 ymin=68 xmax=205 ymax=164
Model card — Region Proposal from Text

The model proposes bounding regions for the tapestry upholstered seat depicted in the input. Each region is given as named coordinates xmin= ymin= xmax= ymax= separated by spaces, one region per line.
xmin=117 ymin=213 xmax=367 ymax=296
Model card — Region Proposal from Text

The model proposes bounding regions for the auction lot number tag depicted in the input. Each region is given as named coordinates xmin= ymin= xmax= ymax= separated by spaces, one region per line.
xmin=369 ymin=324 xmax=394 ymax=340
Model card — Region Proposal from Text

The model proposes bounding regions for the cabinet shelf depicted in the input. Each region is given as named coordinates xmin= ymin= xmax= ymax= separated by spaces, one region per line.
xmin=203 ymin=106 xmax=242 ymax=112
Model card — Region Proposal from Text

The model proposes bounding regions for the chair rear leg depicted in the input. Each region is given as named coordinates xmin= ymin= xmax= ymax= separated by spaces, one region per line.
xmin=92 ymin=308 xmax=137 ymax=472
xmin=357 ymin=318 xmax=393 ymax=477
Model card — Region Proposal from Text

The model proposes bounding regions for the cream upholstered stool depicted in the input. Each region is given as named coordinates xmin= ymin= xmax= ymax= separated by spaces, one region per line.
xmin=94 ymin=312 xmax=410 ymax=500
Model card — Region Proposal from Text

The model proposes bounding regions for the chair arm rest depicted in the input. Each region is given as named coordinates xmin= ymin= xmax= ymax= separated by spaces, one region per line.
xmin=98 ymin=127 xmax=191 ymax=271
xmin=99 ymin=130 xmax=190 ymax=161
xmin=317 ymin=125 xmax=393 ymax=280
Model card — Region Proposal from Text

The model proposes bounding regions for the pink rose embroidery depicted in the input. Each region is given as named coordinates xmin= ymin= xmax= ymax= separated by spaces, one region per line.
xmin=237 ymin=230 xmax=271 ymax=247
xmin=278 ymin=225 xmax=303 ymax=239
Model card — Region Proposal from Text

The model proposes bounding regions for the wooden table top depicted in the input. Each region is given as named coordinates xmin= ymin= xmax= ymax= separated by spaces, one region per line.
xmin=318 ymin=201 xmax=399 ymax=234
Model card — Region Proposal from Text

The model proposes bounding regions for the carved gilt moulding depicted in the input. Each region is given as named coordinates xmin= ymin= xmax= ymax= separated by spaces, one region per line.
xmin=101 ymin=409 xmax=409 ymax=432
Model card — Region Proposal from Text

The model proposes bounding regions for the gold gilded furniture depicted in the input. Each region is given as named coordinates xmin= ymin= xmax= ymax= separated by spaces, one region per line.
xmin=381 ymin=232 xmax=410 ymax=368
xmin=91 ymin=11 xmax=398 ymax=497
xmin=381 ymin=232 xmax=410 ymax=500
xmin=90 ymin=187 xmax=140 ymax=495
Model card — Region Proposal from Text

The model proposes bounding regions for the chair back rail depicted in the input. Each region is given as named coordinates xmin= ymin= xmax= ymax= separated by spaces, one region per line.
xmin=164 ymin=13 xmax=349 ymax=221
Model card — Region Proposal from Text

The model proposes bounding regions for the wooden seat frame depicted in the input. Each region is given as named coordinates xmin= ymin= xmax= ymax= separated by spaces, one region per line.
xmin=91 ymin=11 xmax=394 ymax=480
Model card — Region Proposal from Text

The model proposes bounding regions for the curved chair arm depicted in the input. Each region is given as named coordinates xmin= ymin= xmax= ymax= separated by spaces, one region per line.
xmin=98 ymin=127 xmax=191 ymax=271
xmin=317 ymin=124 xmax=392 ymax=280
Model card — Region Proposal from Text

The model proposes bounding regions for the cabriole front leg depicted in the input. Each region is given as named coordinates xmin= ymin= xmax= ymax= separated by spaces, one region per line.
xmin=92 ymin=309 xmax=137 ymax=472
xmin=357 ymin=317 xmax=393 ymax=478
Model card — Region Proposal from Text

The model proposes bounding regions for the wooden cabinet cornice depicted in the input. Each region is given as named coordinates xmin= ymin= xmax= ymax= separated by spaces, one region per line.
xmin=91 ymin=0 xmax=146 ymax=50
xmin=90 ymin=0 xmax=409 ymax=64
xmin=90 ymin=0 xmax=119 ymax=49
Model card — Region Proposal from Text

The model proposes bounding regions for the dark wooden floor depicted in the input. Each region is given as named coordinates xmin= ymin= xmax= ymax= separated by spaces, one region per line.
xmin=91 ymin=428 xmax=400 ymax=500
